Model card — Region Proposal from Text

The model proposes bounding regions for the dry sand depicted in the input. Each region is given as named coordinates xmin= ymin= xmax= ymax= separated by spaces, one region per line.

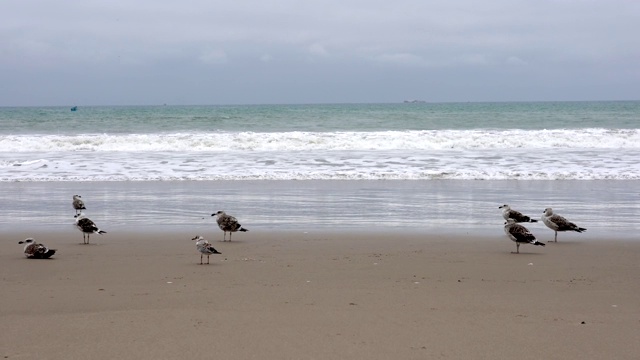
xmin=2 ymin=229 xmax=639 ymax=359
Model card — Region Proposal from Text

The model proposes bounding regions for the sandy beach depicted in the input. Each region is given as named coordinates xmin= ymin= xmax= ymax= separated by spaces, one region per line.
xmin=2 ymin=229 xmax=639 ymax=359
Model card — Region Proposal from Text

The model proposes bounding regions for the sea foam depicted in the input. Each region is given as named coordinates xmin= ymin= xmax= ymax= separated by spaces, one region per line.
xmin=2 ymin=147 xmax=640 ymax=181
xmin=1 ymin=129 xmax=639 ymax=152
xmin=3 ymin=129 xmax=639 ymax=181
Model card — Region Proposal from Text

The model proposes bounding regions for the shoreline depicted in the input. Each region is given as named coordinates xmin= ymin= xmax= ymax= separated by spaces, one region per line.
xmin=3 ymin=224 xmax=631 ymax=242
xmin=2 ymin=180 xmax=639 ymax=238
xmin=2 ymin=230 xmax=640 ymax=359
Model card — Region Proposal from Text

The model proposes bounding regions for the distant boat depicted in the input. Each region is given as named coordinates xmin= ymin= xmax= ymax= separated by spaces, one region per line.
xmin=70 ymin=106 xmax=77 ymax=111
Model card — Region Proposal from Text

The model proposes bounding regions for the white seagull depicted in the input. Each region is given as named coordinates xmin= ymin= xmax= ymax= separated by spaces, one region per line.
xmin=542 ymin=208 xmax=586 ymax=242
xmin=74 ymin=213 xmax=107 ymax=244
xmin=18 ymin=238 xmax=57 ymax=259
xmin=499 ymin=204 xmax=538 ymax=223
xmin=211 ymin=210 xmax=248 ymax=241
xmin=504 ymin=219 xmax=545 ymax=254
xmin=72 ymin=194 xmax=86 ymax=215
xmin=192 ymin=235 xmax=222 ymax=264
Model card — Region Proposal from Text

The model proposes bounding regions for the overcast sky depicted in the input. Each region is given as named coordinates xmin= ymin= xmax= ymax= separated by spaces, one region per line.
xmin=1 ymin=1 xmax=639 ymax=106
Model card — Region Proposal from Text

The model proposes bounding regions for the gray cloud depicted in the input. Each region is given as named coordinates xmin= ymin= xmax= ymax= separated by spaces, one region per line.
xmin=1 ymin=0 xmax=639 ymax=105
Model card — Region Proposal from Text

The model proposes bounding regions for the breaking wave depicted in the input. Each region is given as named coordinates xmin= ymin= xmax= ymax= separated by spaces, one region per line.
xmin=2 ymin=129 xmax=639 ymax=152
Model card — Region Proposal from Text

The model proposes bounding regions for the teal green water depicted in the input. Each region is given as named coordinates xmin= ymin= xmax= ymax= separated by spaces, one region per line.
xmin=1 ymin=101 xmax=638 ymax=134
xmin=2 ymin=101 xmax=639 ymax=181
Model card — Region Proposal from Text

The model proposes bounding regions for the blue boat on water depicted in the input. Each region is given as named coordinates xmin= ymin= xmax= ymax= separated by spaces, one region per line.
xmin=70 ymin=106 xmax=77 ymax=111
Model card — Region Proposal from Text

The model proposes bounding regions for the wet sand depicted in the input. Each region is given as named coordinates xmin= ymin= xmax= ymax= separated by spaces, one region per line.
xmin=2 ymin=229 xmax=639 ymax=359
xmin=2 ymin=180 xmax=639 ymax=237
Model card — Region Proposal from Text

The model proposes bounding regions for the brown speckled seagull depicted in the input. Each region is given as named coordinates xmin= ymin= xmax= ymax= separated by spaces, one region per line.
xmin=192 ymin=235 xmax=222 ymax=264
xmin=72 ymin=195 xmax=86 ymax=215
xmin=542 ymin=208 xmax=586 ymax=242
xmin=504 ymin=219 xmax=545 ymax=254
xmin=499 ymin=204 xmax=538 ymax=223
xmin=18 ymin=238 xmax=57 ymax=259
xmin=211 ymin=210 xmax=248 ymax=241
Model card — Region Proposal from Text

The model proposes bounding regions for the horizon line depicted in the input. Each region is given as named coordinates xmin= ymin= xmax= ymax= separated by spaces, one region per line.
xmin=2 ymin=99 xmax=639 ymax=108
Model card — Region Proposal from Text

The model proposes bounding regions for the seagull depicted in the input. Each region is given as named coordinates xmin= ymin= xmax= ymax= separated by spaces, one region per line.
xmin=72 ymin=195 xmax=86 ymax=215
xmin=499 ymin=204 xmax=538 ymax=223
xmin=542 ymin=208 xmax=587 ymax=242
xmin=504 ymin=219 xmax=545 ymax=254
xmin=74 ymin=213 xmax=107 ymax=244
xmin=211 ymin=211 xmax=248 ymax=241
xmin=18 ymin=238 xmax=57 ymax=259
xmin=192 ymin=235 xmax=221 ymax=264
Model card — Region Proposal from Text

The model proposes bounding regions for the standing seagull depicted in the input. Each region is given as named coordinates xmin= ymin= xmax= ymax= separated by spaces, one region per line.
xmin=211 ymin=210 xmax=248 ymax=241
xmin=18 ymin=238 xmax=57 ymax=259
xmin=72 ymin=195 xmax=86 ymax=215
xmin=499 ymin=204 xmax=538 ymax=223
xmin=192 ymin=235 xmax=221 ymax=264
xmin=74 ymin=213 xmax=107 ymax=244
xmin=504 ymin=219 xmax=545 ymax=254
xmin=542 ymin=208 xmax=586 ymax=242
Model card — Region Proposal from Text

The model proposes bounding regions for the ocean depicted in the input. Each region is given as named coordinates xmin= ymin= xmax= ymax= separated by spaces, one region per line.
xmin=1 ymin=102 xmax=639 ymax=236
xmin=2 ymin=101 xmax=639 ymax=181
